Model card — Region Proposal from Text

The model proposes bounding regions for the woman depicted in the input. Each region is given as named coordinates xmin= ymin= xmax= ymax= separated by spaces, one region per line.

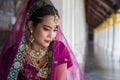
xmin=0 ymin=0 xmax=84 ymax=80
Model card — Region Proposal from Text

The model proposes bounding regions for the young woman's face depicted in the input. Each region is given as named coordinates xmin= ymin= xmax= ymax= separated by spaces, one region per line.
xmin=32 ymin=15 xmax=58 ymax=48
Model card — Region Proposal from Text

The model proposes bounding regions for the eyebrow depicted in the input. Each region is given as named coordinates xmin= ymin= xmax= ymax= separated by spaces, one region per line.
xmin=43 ymin=25 xmax=58 ymax=29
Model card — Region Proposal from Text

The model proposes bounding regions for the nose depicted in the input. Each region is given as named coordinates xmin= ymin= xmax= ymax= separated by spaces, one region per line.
xmin=48 ymin=31 xmax=53 ymax=39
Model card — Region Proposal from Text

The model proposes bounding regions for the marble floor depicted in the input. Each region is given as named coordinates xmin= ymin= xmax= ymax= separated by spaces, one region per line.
xmin=85 ymin=70 xmax=120 ymax=80
xmin=84 ymin=41 xmax=120 ymax=80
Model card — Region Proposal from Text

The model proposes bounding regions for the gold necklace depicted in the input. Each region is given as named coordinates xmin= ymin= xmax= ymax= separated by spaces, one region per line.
xmin=25 ymin=44 xmax=47 ymax=58
xmin=24 ymin=44 xmax=48 ymax=79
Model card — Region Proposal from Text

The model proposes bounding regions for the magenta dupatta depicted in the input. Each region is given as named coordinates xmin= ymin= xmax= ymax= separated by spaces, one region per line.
xmin=0 ymin=0 xmax=84 ymax=80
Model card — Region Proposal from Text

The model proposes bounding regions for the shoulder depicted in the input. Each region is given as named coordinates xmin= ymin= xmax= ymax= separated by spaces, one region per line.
xmin=54 ymin=40 xmax=67 ymax=52
xmin=54 ymin=40 xmax=69 ymax=56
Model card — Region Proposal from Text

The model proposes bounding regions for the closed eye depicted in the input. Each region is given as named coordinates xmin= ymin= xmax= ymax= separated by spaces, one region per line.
xmin=43 ymin=25 xmax=58 ymax=31
xmin=43 ymin=27 xmax=50 ymax=31
xmin=43 ymin=25 xmax=51 ymax=31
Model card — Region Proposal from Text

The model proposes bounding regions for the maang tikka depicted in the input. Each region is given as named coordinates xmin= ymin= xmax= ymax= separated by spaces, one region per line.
xmin=29 ymin=29 xmax=34 ymax=43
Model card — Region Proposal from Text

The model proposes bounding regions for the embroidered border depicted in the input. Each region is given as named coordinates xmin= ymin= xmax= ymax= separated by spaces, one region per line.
xmin=7 ymin=36 xmax=26 ymax=80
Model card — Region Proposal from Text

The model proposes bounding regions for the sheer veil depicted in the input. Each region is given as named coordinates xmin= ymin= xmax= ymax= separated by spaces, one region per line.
xmin=0 ymin=0 xmax=84 ymax=80
xmin=0 ymin=0 xmax=35 ymax=79
xmin=54 ymin=26 xmax=84 ymax=80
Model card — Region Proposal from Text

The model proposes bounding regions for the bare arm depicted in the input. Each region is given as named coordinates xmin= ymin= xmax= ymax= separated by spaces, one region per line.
xmin=56 ymin=63 xmax=67 ymax=80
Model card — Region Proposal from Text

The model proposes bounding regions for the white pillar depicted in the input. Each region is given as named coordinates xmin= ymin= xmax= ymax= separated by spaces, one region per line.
xmin=74 ymin=0 xmax=86 ymax=69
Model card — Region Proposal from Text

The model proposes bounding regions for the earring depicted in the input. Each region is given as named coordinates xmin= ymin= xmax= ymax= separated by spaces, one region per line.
xmin=29 ymin=30 xmax=34 ymax=43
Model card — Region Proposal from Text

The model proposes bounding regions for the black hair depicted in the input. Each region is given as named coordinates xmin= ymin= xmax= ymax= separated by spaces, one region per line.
xmin=28 ymin=5 xmax=60 ymax=26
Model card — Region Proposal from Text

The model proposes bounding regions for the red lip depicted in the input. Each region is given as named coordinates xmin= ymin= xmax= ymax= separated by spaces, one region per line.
xmin=45 ymin=40 xmax=51 ymax=43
